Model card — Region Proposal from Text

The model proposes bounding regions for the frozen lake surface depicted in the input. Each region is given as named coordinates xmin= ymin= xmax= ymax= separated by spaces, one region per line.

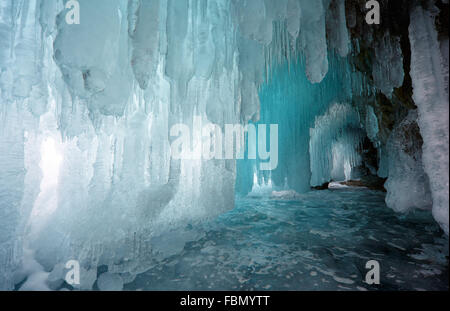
xmin=126 ymin=188 xmax=448 ymax=291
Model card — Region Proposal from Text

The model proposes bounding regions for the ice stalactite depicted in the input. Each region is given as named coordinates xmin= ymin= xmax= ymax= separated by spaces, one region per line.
xmin=297 ymin=0 xmax=329 ymax=83
xmin=54 ymin=0 xmax=133 ymax=117
xmin=326 ymin=0 xmax=350 ymax=58
xmin=372 ymin=31 xmax=405 ymax=99
xmin=129 ymin=0 xmax=161 ymax=91
xmin=409 ymin=3 xmax=449 ymax=234
xmin=362 ymin=105 xmax=386 ymax=177
xmin=365 ymin=105 xmax=379 ymax=144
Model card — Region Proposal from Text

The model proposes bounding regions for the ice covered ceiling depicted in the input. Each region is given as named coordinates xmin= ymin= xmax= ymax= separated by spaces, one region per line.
xmin=0 ymin=0 xmax=448 ymax=290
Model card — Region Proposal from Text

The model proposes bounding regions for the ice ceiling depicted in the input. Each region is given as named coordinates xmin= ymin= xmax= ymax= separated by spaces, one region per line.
xmin=0 ymin=0 xmax=448 ymax=290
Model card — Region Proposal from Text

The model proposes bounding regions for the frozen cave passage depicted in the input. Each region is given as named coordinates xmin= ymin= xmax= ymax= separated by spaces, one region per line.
xmin=0 ymin=0 xmax=448 ymax=291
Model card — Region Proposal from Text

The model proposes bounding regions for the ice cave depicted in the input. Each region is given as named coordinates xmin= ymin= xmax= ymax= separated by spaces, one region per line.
xmin=0 ymin=0 xmax=448 ymax=291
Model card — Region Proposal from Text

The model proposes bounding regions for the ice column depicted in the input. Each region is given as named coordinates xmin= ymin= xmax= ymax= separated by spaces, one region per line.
xmin=409 ymin=4 xmax=449 ymax=234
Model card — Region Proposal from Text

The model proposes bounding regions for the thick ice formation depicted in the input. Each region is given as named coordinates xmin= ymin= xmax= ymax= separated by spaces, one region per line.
xmin=409 ymin=4 xmax=449 ymax=234
xmin=384 ymin=110 xmax=432 ymax=213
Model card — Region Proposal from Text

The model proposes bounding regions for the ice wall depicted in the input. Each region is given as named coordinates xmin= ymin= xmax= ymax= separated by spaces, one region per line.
xmin=409 ymin=4 xmax=449 ymax=234
xmin=0 ymin=0 xmax=57 ymax=290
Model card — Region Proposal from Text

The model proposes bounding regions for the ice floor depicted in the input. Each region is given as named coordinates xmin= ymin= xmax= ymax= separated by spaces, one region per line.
xmin=125 ymin=187 xmax=448 ymax=291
